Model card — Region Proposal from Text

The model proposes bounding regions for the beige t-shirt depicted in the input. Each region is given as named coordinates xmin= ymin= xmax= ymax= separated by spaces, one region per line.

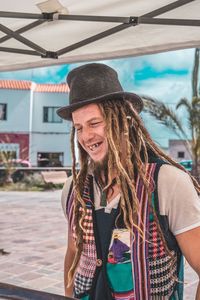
xmin=61 ymin=165 xmax=200 ymax=236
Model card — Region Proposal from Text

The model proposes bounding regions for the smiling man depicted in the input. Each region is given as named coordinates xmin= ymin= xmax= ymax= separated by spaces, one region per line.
xmin=72 ymin=104 xmax=108 ymax=164
xmin=57 ymin=63 xmax=200 ymax=300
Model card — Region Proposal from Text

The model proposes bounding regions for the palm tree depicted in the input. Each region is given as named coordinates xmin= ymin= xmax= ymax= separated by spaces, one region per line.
xmin=143 ymin=48 xmax=200 ymax=180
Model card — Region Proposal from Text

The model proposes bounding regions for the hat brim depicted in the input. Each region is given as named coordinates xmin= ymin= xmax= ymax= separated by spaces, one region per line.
xmin=57 ymin=91 xmax=143 ymax=121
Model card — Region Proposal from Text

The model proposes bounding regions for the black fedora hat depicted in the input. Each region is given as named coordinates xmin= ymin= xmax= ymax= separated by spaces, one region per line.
xmin=57 ymin=63 xmax=143 ymax=120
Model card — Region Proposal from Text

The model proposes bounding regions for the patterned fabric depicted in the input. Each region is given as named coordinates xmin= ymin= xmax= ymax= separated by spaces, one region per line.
xmin=148 ymin=221 xmax=165 ymax=258
xmin=112 ymin=290 xmax=135 ymax=300
xmin=148 ymin=221 xmax=177 ymax=297
xmin=79 ymin=207 xmax=95 ymax=243
xmin=108 ymin=229 xmax=131 ymax=264
xmin=70 ymin=176 xmax=97 ymax=296
xmin=132 ymin=164 xmax=180 ymax=299
xmin=131 ymin=163 xmax=156 ymax=299
xmin=77 ymin=244 xmax=97 ymax=278
xmin=66 ymin=163 xmax=182 ymax=299
xmin=74 ymin=274 xmax=93 ymax=295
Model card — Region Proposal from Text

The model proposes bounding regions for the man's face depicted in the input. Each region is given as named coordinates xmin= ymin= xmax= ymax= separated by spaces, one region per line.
xmin=72 ymin=103 xmax=108 ymax=163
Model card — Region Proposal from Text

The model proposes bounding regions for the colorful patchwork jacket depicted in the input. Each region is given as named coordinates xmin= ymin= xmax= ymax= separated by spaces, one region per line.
xmin=65 ymin=161 xmax=184 ymax=300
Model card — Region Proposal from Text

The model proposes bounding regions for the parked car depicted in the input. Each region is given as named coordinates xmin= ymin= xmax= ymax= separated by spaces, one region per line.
xmin=179 ymin=160 xmax=193 ymax=172
xmin=0 ymin=159 xmax=31 ymax=183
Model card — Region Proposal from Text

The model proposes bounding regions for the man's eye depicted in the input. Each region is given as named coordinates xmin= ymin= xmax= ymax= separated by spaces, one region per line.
xmin=91 ymin=122 xmax=101 ymax=127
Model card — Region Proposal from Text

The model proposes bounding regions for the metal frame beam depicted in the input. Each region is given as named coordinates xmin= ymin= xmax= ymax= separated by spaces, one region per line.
xmin=0 ymin=23 xmax=47 ymax=55
xmin=139 ymin=17 xmax=200 ymax=26
xmin=0 ymin=0 xmax=199 ymax=60
xmin=0 ymin=20 xmax=46 ymax=43
xmin=0 ymin=47 xmax=40 ymax=56
xmin=142 ymin=0 xmax=194 ymax=17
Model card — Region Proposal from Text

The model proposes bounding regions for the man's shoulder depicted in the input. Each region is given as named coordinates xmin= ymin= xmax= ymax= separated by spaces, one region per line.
xmin=61 ymin=175 xmax=73 ymax=218
xmin=62 ymin=175 xmax=73 ymax=193
xmin=158 ymin=164 xmax=191 ymax=185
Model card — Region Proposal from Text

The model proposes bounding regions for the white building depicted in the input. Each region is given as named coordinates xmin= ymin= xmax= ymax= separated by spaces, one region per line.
xmin=169 ymin=139 xmax=192 ymax=162
xmin=0 ymin=80 xmax=71 ymax=167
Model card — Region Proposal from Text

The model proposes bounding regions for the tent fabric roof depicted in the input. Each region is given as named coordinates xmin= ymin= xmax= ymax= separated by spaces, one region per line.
xmin=0 ymin=0 xmax=200 ymax=72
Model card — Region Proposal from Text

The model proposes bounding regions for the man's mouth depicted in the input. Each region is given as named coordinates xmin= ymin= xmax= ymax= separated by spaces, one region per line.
xmin=88 ymin=142 xmax=102 ymax=151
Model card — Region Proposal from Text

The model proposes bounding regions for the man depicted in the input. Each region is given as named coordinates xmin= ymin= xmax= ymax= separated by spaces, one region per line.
xmin=57 ymin=63 xmax=200 ymax=300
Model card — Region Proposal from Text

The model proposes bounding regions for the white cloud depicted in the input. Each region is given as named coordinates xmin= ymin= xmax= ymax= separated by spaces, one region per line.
xmin=91 ymin=48 xmax=196 ymax=94
xmin=133 ymin=74 xmax=192 ymax=105
xmin=31 ymin=65 xmax=68 ymax=83
xmin=133 ymin=48 xmax=195 ymax=72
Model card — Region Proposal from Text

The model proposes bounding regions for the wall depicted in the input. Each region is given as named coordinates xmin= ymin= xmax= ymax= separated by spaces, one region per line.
xmin=0 ymin=84 xmax=72 ymax=166
xmin=0 ymin=133 xmax=29 ymax=160
xmin=30 ymin=133 xmax=71 ymax=166
xmin=29 ymin=91 xmax=71 ymax=166
xmin=0 ymin=89 xmax=31 ymax=132
xmin=0 ymin=89 xmax=31 ymax=160
xmin=169 ymin=139 xmax=192 ymax=162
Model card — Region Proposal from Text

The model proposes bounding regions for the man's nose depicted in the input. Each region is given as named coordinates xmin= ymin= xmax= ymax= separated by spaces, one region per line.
xmin=81 ymin=127 xmax=95 ymax=141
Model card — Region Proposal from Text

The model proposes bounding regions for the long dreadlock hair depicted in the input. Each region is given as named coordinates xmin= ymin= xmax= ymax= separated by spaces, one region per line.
xmin=67 ymin=99 xmax=200 ymax=286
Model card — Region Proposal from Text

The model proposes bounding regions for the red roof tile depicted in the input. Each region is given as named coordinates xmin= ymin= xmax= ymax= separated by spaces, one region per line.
xmin=0 ymin=80 xmax=32 ymax=90
xmin=34 ymin=83 xmax=69 ymax=93
xmin=0 ymin=80 xmax=69 ymax=93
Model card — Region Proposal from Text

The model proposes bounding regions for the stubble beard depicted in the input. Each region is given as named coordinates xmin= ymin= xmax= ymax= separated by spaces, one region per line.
xmin=91 ymin=154 xmax=109 ymax=185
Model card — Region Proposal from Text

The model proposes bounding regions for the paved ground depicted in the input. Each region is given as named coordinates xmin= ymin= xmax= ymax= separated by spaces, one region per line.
xmin=0 ymin=191 xmax=199 ymax=299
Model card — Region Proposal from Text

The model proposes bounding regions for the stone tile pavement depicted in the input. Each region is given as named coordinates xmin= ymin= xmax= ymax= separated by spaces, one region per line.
xmin=0 ymin=191 xmax=199 ymax=299
xmin=0 ymin=190 xmax=66 ymax=296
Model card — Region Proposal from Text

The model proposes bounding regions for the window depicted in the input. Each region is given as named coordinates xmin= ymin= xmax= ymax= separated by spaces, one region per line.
xmin=43 ymin=106 xmax=62 ymax=123
xmin=37 ymin=152 xmax=64 ymax=167
xmin=0 ymin=103 xmax=7 ymax=120
xmin=178 ymin=151 xmax=185 ymax=159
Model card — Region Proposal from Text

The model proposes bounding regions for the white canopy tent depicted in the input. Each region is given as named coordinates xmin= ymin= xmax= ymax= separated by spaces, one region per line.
xmin=0 ymin=0 xmax=200 ymax=71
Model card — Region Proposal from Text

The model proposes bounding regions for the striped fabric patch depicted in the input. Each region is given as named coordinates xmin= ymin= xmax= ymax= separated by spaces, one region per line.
xmin=131 ymin=163 xmax=156 ymax=300
xmin=131 ymin=163 xmax=178 ymax=299
xmin=112 ymin=290 xmax=135 ymax=300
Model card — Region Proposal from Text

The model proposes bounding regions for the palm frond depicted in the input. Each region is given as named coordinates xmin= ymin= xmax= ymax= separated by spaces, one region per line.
xmin=142 ymin=95 xmax=187 ymax=140
xmin=176 ymin=97 xmax=192 ymax=111
xmin=192 ymin=96 xmax=200 ymax=107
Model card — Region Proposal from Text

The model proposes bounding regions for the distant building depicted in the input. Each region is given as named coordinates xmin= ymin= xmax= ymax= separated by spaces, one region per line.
xmin=169 ymin=139 xmax=192 ymax=162
xmin=0 ymin=80 xmax=71 ymax=167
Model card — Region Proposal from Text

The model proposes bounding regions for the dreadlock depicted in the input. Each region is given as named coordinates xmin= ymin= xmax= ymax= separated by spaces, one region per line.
xmin=67 ymin=99 xmax=200 ymax=286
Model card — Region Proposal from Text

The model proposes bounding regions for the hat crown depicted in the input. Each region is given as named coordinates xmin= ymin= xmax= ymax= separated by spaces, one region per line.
xmin=56 ymin=62 xmax=143 ymax=120
xmin=67 ymin=63 xmax=123 ymax=105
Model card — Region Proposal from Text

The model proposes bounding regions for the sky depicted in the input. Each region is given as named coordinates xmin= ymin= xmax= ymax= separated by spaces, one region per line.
xmin=0 ymin=48 xmax=196 ymax=148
